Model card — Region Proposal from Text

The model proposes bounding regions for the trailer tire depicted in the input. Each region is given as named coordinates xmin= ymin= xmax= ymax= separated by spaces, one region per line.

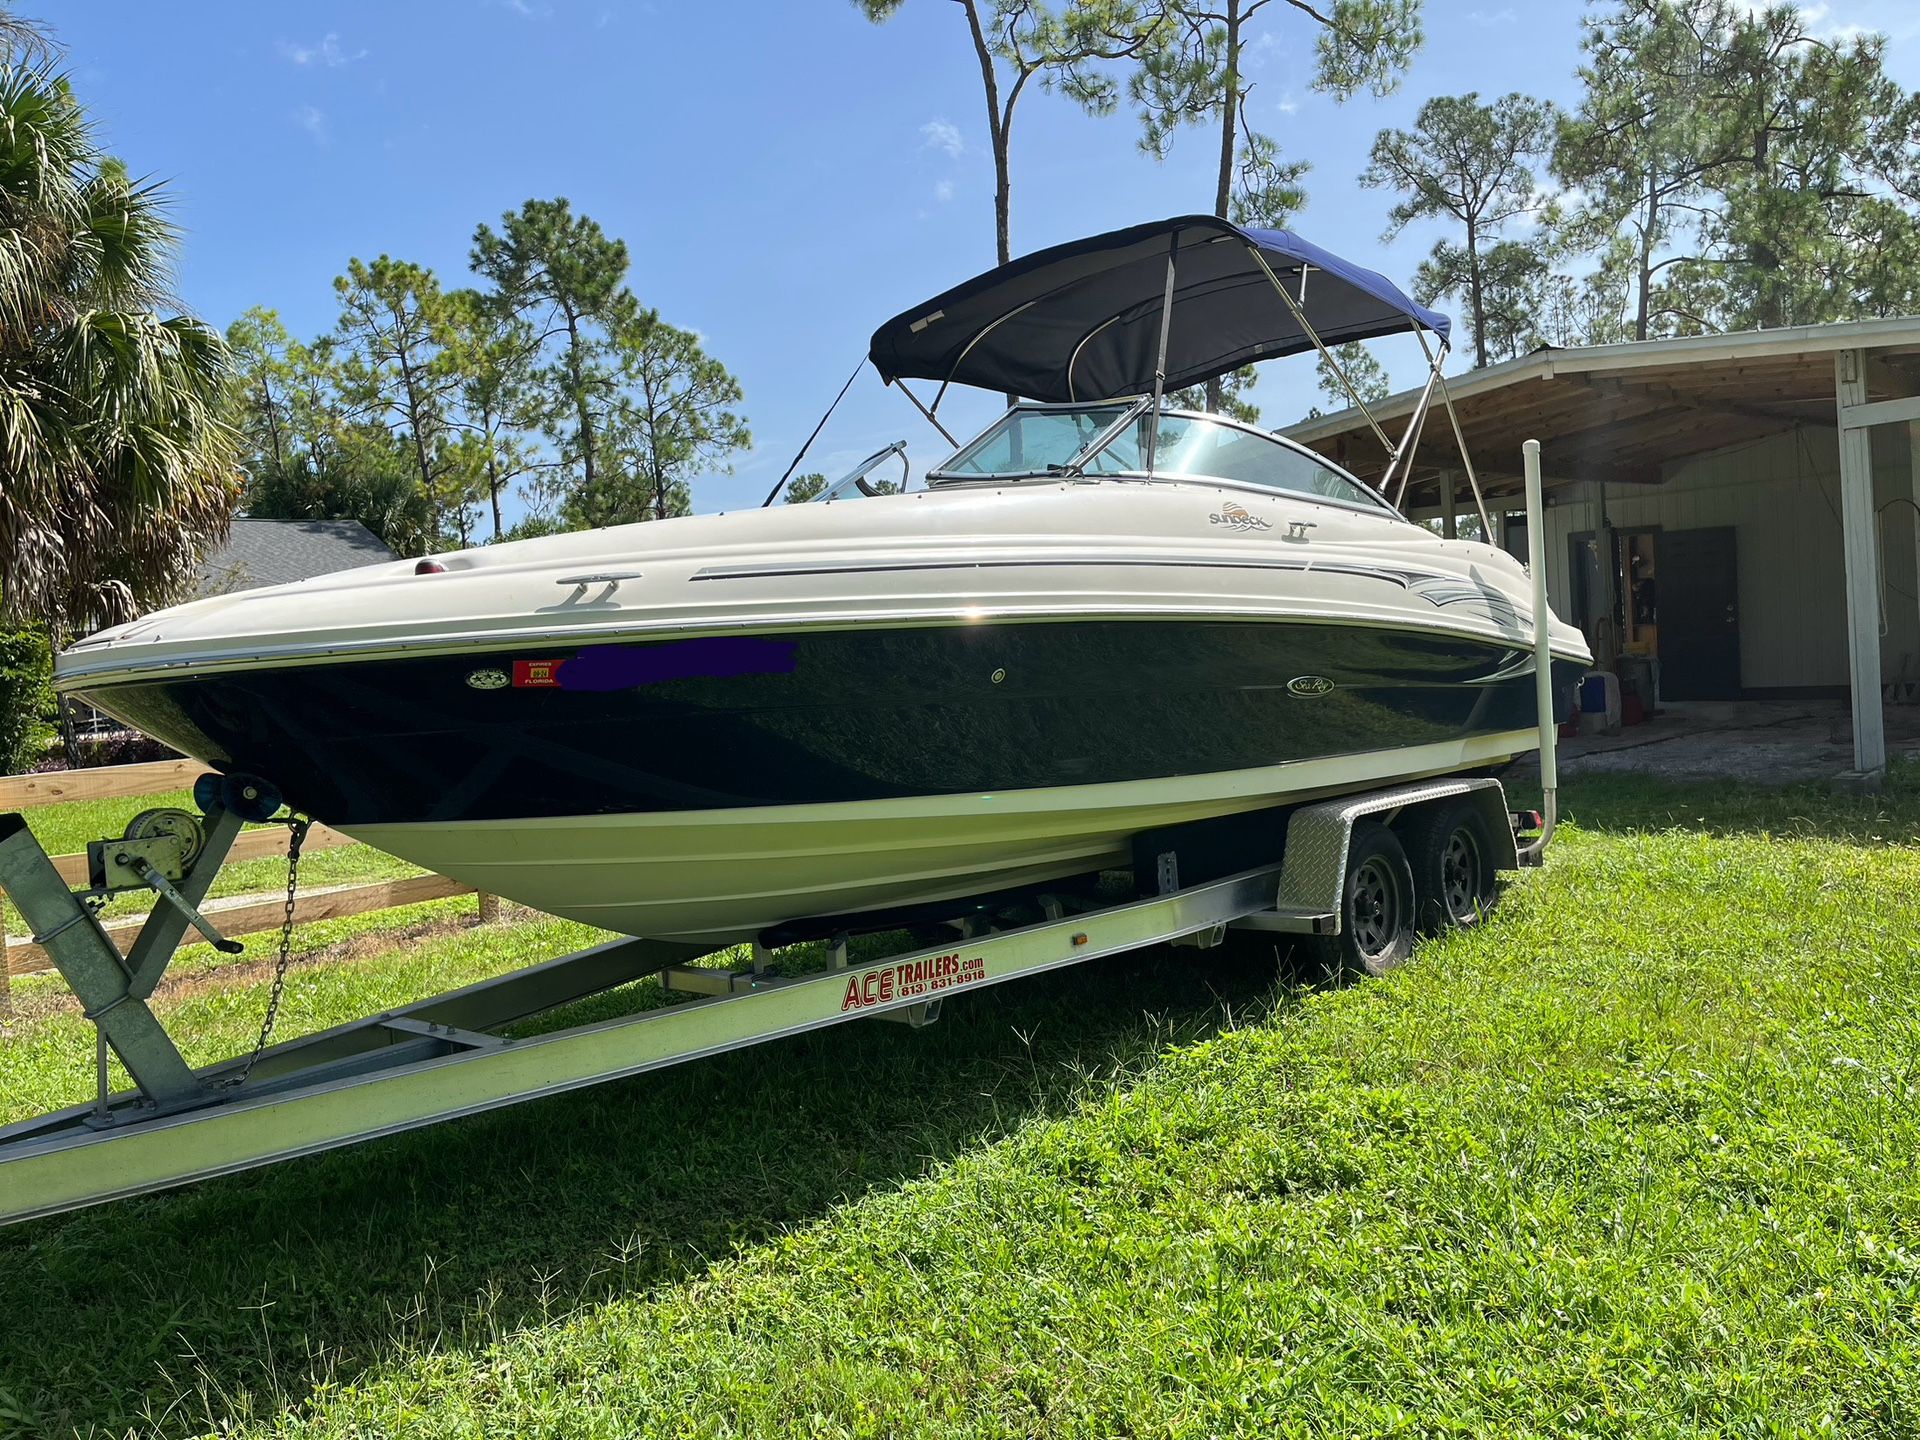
xmin=1409 ymin=800 xmax=1500 ymax=934
xmin=1311 ymin=822 xmax=1415 ymax=979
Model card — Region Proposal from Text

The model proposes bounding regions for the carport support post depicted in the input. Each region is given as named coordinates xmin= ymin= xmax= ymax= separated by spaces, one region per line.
xmin=1441 ymin=473 xmax=1457 ymax=538
xmin=1910 ymin=421 xmax=1920 ymax=695
xmin=1835 ymin=350 xmax=1887 ymax=779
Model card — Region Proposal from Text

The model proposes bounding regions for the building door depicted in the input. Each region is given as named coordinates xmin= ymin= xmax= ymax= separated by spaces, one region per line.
xmin=1659 ymin=527 xmax=1741 ymax=700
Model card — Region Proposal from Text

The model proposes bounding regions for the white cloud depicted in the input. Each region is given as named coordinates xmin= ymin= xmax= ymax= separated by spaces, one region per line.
xmin=933 ymin=178 xmax=955 ymax=203
xmin=1276 ymin=93 xmax=1300 ymax=115
xmin=276 ymin=33 xmax=363 ymax=67
xmin=1733 ymin=1 xmax=1905 ymax=40
xmin=1467 ymin=7 xmax=1517 ymax=24
xmin=293 ymin=104 xmax=328 ymax=143
xmin=920 ymin=118 xmax=965 ymax=159
xmin=499 ymin=0 xmax=554 ymax=18
xmin=1796 ymin=3 xmax=1872 ymax=39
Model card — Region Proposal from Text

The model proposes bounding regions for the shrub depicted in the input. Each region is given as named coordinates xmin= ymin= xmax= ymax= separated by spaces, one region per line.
xmin=0 ymin=625 xmax=55 ymax=775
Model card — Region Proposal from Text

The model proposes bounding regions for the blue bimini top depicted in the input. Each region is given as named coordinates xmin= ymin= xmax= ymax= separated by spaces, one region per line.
xmin=868 ymin=214 xmax=1450 ymax=405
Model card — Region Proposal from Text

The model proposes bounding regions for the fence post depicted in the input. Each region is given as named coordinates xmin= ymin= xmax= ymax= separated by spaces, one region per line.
xmin=477 ymin=892 xmax=501 ymax=924
xmin=0 ymin=904 xmax=10 ymax=1028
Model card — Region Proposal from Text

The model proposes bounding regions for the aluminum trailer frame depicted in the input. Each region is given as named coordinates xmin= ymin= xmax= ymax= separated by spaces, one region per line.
xmin=0 ymin=775 xmax=1530 ymax=1226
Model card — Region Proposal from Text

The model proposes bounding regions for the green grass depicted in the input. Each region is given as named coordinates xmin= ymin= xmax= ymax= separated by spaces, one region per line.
xmin=0 ymin=765 xmax=1917 ymax=1436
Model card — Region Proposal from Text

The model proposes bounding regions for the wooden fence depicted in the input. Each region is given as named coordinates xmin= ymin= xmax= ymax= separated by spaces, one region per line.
xmin=0 ymin=758 xmax=491 ymax=1000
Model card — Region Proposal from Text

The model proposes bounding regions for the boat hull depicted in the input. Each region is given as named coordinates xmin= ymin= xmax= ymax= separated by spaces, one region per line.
xmin=342 ymin=730 xmax=1543 ymax=941
xmin=73 ymin=616 xmax=1580 ymax=940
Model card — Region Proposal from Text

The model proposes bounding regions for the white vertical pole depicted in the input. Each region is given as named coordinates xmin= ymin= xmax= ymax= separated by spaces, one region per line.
xmin=1524 ymin=439 xmax=1558 ymax=858
xmin=1910 ymin=421 xmax=1920 ymax=695
xmin=1835 ymin=350 xmax=1887 ymax=778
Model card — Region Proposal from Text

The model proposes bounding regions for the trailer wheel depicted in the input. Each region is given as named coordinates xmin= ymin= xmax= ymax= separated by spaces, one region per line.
xmin=1312 ymin=822 xmax=1415 ymax=979
xmin=1409 ymin=800 xmax=1500 ymax=933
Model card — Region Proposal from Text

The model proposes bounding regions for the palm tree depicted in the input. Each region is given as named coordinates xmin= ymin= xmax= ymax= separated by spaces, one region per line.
xmin=0 ymin=21 xmax=239 ymax=638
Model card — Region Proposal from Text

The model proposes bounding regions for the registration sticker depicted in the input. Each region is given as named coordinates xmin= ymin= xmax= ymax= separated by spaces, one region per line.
xmin=841 ymin=951 xmax=987 ymax=1012
xmin=513 ymin=659 xmax=564 ymax=688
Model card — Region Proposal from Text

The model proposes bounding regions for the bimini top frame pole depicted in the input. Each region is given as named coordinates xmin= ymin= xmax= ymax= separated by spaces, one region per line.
xmin=1433 ymin=358 xmax=1495 ymax=538
xmin=1239 ymin=241 xmax=1399 ymax=458
xmin=1144 ymin=229 xmax=1180 ymax=477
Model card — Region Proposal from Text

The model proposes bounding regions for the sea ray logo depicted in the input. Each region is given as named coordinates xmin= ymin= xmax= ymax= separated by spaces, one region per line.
xmin=1208 ymin=500 xmax=1272 ymax=532
xmin=1287 ymin=674 xmax=1335 ymax=698
xmin=465 ymin=668 xmax=509 ymax=690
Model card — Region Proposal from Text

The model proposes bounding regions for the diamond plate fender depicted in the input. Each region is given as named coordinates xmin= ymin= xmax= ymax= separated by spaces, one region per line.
xmin=1274 ymin=777 xmax=1516 ymax=919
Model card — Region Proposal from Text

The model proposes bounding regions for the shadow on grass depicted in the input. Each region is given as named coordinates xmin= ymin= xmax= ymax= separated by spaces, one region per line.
xmin=0 ymin=938 xmax=1298 ymax=1438
xmin=1498 ymin=755 xmax=1920 ymax=845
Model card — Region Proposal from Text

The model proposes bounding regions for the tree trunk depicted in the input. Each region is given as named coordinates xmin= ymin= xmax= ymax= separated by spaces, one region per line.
xmin=396 ymin=348 xmax=437 ymax=552
xmin=958 ymin=1 xmax=1011 ymax=266
xmin=563 ymin=307 xmax=596 ymax=507
xmin=1747 ymin=61 xmax=1782 ymax=329
xmin=1214 ymin=0 xmax=1240 ymax=220
xmin=259 ymin=378 xmax=286 ymax=475
xmin=960 ymin=0 xmax=1022 ymax=407
xmin=1635 ymin=174 xmax=1657 ymax=342
xmin=486 ymin=418 xmax=504 ymax=541
xmin=1466 ymin=216 xmax=1488 ymax=369
xmin=1204 ymin=0 xmax=1242 ymax=413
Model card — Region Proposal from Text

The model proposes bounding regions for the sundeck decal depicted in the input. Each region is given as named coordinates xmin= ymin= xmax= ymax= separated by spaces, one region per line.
xmin=1208 ymin=500 xmax=1272 ymax=532
xmin=466 ymin=668 xmax=509 ymax=690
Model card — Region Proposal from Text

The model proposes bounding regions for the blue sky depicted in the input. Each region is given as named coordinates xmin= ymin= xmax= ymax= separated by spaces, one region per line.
xmin=45 ymin=0 xmax=1920 ymax=521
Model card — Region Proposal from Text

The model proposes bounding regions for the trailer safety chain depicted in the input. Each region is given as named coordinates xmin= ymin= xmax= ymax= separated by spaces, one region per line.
xmin=223 ymin=815 xmax=312 ymax=1089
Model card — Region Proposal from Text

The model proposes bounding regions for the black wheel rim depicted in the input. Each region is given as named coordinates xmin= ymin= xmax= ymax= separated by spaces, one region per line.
xmin=1350 ymin=854 xmax=1402 ymax=958
xmin=1439 ymin=827 xmax=1483 ymax=922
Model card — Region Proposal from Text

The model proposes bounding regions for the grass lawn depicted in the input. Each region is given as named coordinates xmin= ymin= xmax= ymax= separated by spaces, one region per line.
xmin=0 ymin=765 xmax=1917 ymax=1436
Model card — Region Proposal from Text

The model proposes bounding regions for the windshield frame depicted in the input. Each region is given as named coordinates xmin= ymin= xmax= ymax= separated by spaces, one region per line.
xmin=927 ymin=400 xmax=1404 ymax=521
xmin=1095 ymin=408 xmax=1407 ymax=520
xmin=924 ymin=398 xmax=1150 ymax=484
xmin=814 ymin=440 xmax=910 ymax=502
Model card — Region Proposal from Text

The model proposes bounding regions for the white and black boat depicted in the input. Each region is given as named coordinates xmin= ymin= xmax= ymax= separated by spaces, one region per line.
xmin=58 ymin=216 xmax=1590 ymax=942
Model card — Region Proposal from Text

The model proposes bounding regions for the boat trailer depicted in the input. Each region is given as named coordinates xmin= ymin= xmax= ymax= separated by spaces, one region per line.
xmin=0 ymin=773 xmax=1536 ymax=1226
xmin=0 ymin=458 xmax=1564 ymax=1227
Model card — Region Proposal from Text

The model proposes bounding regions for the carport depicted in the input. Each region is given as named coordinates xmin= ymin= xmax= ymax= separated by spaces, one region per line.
xmin=1284 ymin=316 xmax=1920 ymax=782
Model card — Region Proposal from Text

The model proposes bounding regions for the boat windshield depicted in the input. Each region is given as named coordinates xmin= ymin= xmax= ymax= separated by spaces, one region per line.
xmin=813 ymin=441 xmax=909 ymax=501
xmin=934 ymin=403 xmax=1137 ymax=480
xmin=931 ymin=402 xmax=1393 ymax=514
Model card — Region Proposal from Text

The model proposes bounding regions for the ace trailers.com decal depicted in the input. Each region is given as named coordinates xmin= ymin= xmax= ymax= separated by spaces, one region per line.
xmin=841 ymin=950 xmax=987 ymax=1013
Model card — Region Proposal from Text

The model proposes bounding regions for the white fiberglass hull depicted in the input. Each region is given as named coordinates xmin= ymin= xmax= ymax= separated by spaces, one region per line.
xmin=342 ymin=729 xmax=1538 ymax=942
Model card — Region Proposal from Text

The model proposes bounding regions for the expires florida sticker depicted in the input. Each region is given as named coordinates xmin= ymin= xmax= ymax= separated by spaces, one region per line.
xmin=513 ymin=659 xmax=564 ymax=687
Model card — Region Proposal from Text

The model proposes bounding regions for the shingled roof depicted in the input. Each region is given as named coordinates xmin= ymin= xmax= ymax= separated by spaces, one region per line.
xmin=198 ymin=519 xmax=398 ymax=595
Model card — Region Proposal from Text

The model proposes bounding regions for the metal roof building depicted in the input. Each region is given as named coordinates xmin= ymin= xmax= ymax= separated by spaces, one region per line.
xmin=1284 ymin=316 xmax=1920 ymax=781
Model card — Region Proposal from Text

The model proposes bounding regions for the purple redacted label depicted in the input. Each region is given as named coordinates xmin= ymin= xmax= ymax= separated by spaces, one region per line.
xmin=557 ymin=637 xmax=799 ymax=691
